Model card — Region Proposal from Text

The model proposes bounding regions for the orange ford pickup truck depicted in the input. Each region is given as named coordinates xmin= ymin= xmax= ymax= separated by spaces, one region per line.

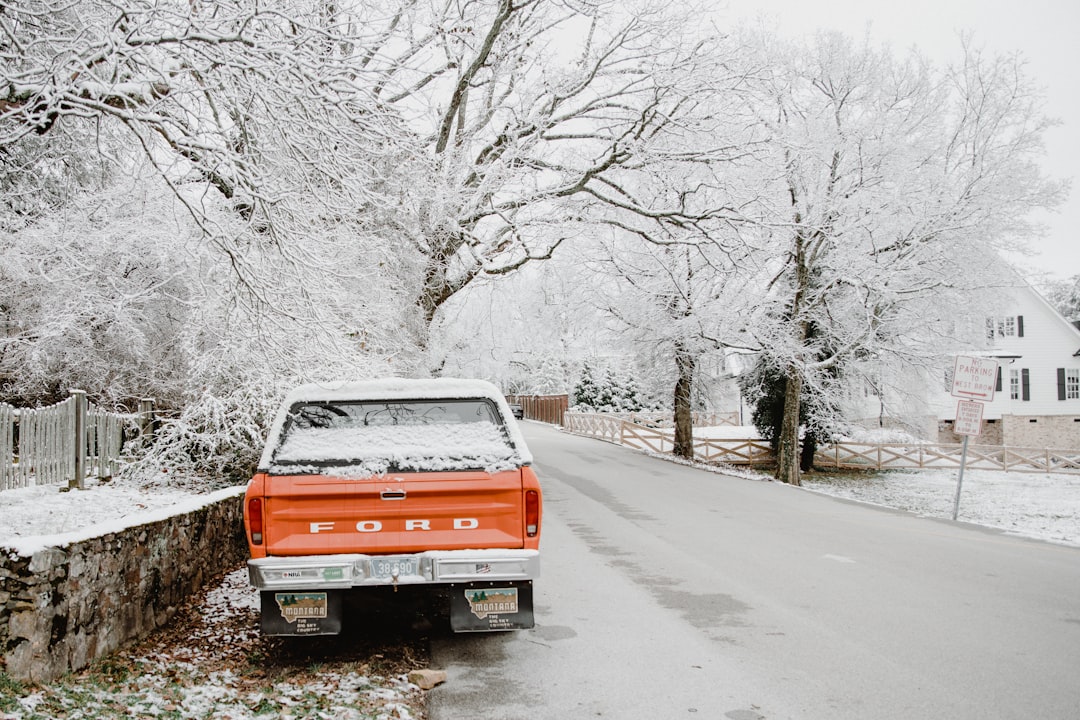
xmin=243 ymin=378 xmax=542 ymax=635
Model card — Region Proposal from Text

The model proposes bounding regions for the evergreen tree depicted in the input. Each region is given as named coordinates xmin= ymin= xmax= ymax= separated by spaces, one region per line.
xmin=619 ymin=374 xmax=644 ymax=412
xmin=573 ymin=363 xmax=600 ymax=410
xmin=740 ymin=353 xmax=832 ymax=472
xmin=597 ymin=369 xmax=618 ymax=411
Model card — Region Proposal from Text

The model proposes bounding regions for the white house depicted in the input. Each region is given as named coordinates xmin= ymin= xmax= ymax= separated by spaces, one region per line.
xmin=839 ymin=279 xmax=1080 ymax=449
xmin=930 ymin=283 xmax=1080 ymax=448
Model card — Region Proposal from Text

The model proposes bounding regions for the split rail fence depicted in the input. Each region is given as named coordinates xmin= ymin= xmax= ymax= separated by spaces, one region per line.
xmin=0 ymin=391 xmax=156 ymax=492
xmin=564 ymin=412 xmax=772 ymax=466
xmin=564 ymin=412 xmax=1080 ymax=476
xmin=811 ymin=442 xmax=1080 ymax=475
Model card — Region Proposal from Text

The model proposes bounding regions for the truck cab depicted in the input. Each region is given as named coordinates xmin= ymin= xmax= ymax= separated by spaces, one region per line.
xmin=243 ymin=378 xmax=542 ymax=634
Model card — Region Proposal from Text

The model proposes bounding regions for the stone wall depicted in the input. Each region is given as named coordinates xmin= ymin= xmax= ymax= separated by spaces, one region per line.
xmin=0 ymin=490 xmax=247 ymax=682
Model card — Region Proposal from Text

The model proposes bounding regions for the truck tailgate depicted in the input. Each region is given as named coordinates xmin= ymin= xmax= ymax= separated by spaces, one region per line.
xmin=261 ymin=469 xmax=526 ymax=556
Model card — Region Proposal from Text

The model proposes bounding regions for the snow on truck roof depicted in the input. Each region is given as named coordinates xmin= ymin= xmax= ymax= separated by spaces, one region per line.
xmin=282 ymin=377 xmax=509 ymax=403
xmin=257 ymin=378 xmax=533 ymax=471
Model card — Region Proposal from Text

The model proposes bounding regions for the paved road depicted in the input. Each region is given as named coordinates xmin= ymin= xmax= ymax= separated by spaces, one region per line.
xmin=429 ymin=423 xmax=1080 ymax=719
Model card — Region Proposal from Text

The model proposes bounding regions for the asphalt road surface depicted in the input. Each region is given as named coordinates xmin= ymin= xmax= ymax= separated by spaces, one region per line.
xmin=428 ymin=422 xmax=1080 ymax=720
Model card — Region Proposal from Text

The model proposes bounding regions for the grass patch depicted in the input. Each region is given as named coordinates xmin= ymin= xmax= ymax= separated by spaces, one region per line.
xmin=0 ymin=671 xmax=28 ymax=712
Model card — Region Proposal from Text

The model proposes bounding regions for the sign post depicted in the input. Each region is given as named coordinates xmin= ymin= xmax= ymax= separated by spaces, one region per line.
xmin=950 ymin=400 xmax=984 ymax=520
xmin=949 ymin=357 xmax=997 ymax=521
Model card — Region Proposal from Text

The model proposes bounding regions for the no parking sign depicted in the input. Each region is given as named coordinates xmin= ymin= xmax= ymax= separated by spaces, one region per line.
xmin=951 ymin=356 xmax=998 ymax=402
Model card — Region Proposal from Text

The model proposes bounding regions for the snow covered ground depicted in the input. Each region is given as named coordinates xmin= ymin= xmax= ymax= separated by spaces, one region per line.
xmin=0 ymin=477 xmax=244 ymax=556
xmin=1 ymin=565 xmax=425 ymax=719
xmin=800 ymin=467 xmax=1080 ymax=548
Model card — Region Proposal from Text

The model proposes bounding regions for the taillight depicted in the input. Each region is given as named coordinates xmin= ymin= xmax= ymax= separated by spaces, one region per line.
xmin=525 ymin=490 xmax=539 ymax=537
xmin=248 ymin=497 xmax=264 ymax=545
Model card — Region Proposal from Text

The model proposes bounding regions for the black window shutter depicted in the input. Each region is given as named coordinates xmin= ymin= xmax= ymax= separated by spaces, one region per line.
xmin=1022 ymin=368 xmax=1030 ymax=401
xmin=1017 ymin=316 xmax=1024 ymax=337
xmin=1059 ymin=368 xmax=1067 ymax=401
xmin=986 ymin=318 xmax=995 ymax=339
xmin=996 ymin=367 xmax=1002 ymax=392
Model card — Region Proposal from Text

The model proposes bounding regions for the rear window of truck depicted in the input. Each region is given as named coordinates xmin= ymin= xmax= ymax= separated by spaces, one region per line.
xmin=269 ymin=398 xmax=521 ymax=475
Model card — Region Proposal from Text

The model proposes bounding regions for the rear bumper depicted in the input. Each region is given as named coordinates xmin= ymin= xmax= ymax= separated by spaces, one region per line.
xmin=248 ymin=549 xmax=539 ymax=590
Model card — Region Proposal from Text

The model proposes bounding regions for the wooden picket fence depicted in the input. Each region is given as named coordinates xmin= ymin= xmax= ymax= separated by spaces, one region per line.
xmin=0 ymin=391 xmax=154 ymax=491
xmin=564 ymin=412 xmax=1080 ymax=475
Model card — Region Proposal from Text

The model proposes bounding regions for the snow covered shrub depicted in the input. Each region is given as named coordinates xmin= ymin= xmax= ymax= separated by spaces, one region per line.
xmin=739 ymin=353 xmax=843 ymax=471
xmin=124 ymin=305 xmax=412 ymax=488
xmin=126 ymin=382 xmax=282 ymax=490
xmin=572 ymin=363 xmax=644 ymax=413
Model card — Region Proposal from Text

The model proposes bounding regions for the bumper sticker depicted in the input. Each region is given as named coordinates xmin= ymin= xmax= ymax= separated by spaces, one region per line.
xmin=275 ymin=592 xmax=328 ymax=623
xmin=464 ymin=587 xmax=519 ymax=620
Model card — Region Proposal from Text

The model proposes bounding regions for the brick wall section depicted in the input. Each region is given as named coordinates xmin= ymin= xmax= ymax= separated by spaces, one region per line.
xmin=0 ymin=491 xmax=247 ymax=682
xmin=937 ymin=418 xmax=1005 ymax=445
xmin=937 ymin=415 xmax=1080 ymax=449
xmin=1002 ymin=415 xmax=1080 ymax=449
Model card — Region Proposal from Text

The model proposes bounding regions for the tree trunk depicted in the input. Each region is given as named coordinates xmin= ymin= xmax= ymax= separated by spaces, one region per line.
xmin=673 ymin=343 xmax=695 ymax=460
xmin=775 ymin=202 xmax=811 ymax=485
xmin=776 ymin=365 xmax=802 ymax=485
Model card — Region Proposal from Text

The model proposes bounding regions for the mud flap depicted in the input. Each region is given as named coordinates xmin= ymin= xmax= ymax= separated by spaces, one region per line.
xmin=449 ymin=580 xmax=534 ymax=632
xmin=260 ymin=590 xmax=342 ymax=636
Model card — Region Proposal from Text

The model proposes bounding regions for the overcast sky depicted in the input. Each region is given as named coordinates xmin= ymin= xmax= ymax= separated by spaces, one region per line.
xmin=719 ymin=0 xmax=1079 ymax=284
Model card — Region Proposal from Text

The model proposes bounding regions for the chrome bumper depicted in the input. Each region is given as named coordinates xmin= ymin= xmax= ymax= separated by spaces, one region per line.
xmin=248 ymin=549 xmax=540 ymax=590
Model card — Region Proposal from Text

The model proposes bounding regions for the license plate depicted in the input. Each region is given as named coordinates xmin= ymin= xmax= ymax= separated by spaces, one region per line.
xmin=370 ymin=556 xmax=420 ymax=579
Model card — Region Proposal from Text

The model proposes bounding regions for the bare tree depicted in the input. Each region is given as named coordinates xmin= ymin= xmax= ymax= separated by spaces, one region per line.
xmin=3 ymin=0 xmax=756 ymax=361
xmin=1045 ymin=275 xmax=1080 ymax=322
xmin=739 ymin=32 xmax=1064 ymax=485
xmin=579 ymin=228 xmax=754 ymax=458
xmin=350 ymin=0 xmax=752 ymax=351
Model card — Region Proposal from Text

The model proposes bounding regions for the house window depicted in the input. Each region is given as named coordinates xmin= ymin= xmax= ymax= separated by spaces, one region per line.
xmin=1068 ymin=369 xmax=1080 ymax=400
xmin=986 ymin=315 xmax=1025 ymax=339
xmin=1010 ymin=369 xmax=1020 ymax=400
